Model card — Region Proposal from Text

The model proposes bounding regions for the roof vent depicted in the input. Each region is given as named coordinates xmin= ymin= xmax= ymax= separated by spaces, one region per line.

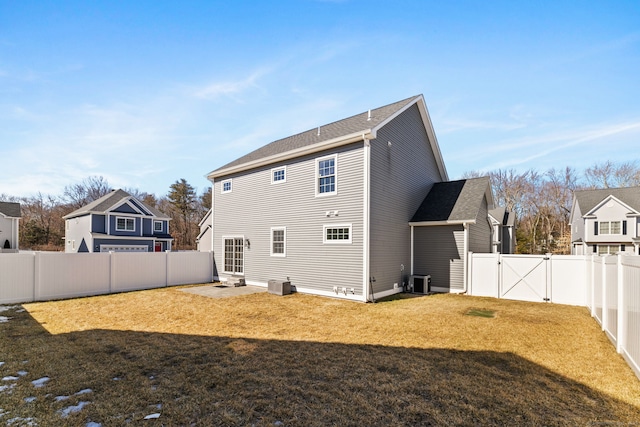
xmin=367 ymin=109 xmax=371 ymax=121
xmin=317 ymin=126 xmax=320 ymax=136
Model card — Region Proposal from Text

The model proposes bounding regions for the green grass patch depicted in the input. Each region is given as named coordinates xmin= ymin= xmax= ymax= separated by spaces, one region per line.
xmin=466 ymin=308 xmax=496 ymax=318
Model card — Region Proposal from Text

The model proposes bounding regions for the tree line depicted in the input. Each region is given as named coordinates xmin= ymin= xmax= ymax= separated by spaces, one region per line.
xmin=464 ymin=160 xmax=640 ymax=254
xmin=0 ymin=176 xmax=211 ymax=251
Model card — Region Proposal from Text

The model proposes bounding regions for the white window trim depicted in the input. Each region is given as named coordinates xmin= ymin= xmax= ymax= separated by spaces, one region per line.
xmin=270 ymin=227 xmax=286 ymax=257
xmin=597 ymin=244 xmax=620 ymax=255
xmin=221 ymin=179 xmax=233 ymax=194
xmin=315 ymin=154 xmax=338 ymax=197
xmin=271 ymin=166 xmax=287 ymax=184
xmin=115 ymin=216 xmax=136 ymax=232
xmin=154 ymin=220 xmax=163 ymax=232
xmin=222 ymin=235 xmax=245 ymax=275
xmin=323 ymin=223 xmax=352 ymax=244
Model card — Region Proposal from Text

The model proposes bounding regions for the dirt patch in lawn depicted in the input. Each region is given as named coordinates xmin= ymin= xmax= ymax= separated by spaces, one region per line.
xmin=0 ymin=289 xmax=638 ymax=425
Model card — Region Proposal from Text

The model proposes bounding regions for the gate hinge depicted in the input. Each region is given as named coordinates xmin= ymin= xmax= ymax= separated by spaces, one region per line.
xmin=543 ymin=257 xmax=550 ymax=260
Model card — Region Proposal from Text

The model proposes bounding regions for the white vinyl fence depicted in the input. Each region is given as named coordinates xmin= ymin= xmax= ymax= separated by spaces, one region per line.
xmin=468 ymin=253 xmax=640 ymax=380
xmin=0 ymin=251 xmax=214 ymax=304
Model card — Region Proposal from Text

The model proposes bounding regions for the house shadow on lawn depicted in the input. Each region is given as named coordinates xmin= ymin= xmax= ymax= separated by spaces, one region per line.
xmin=2 ymin=309 xmax=639 ymax=426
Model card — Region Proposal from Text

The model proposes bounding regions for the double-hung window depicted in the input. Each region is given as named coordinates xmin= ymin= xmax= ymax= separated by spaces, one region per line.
xmin=154 ymin=221 xmax=163 ymax=233
xmin=598 ymin=221 xmax=622 ymax=235
xmin=116 ymin=217 xmax=135 ymax=232
xmin=271 ymin=227 xmax=286 ymax=256
xmin=316 ymin=155 xmax=337 ymax=196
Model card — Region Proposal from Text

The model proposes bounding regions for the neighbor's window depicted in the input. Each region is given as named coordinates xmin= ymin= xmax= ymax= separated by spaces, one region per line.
xmin=154 ymin=221 xmax=163 ymax=232
xmin=271 ymin=227 xmax=286 ymax=256
xmin=271 ymin=166 xmax=286 ymax=184
xmin=599 ymin=221 xmax=622 ymax=235
xmin=597 ymin=245 xmax=620 ymax=255
xmin=316 ymin=155 xmax=337 ymax=196
xmin=323 ymin=224 xmax=352 ymax=244
xmin=116 ymin=217 xmax=135 ymax=231
xmin=221 ymin=179 xmax=232 ymax=194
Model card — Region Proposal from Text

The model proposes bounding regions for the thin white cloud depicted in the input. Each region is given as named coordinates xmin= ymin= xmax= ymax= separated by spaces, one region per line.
xmin=194 ymin=68 xmax=272 ymax=100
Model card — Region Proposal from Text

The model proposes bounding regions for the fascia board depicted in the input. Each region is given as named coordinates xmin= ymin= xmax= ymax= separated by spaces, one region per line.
xmin=409 ymin=220 xmax=476 ymax=227
xmin=207 ymin=131 xmax=372 ymax=180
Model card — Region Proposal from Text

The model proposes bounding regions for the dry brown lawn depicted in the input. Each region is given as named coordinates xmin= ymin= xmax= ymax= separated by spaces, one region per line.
xmin=1 ymin=287 xmax=639 ymax=426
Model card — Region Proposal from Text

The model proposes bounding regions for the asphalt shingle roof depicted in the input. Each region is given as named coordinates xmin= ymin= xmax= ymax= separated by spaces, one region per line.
xmin=213 ymin=95 xmax=421 ymax=173
xmin=64 ymin=189 xmax=170 ymax=220
xmin=411 ymin=176 xmax=490 ymax=223
xmin=574 ymin=186 xmax=640 ymax=214
xmin=0 ymin=202 xmax=21 ymax=218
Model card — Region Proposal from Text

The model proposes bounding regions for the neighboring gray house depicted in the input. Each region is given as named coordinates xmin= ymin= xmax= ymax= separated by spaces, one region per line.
xmin=63 ymin=189 xmax=173 ymax=253
xmin=206 ymin=95 xmax=494 ymax=301
xmin=488 ymin=207 xmax=516 ymax=254
xmin=0 ymin=201 xmax=21 ymax=252
xmin=196 ymin=208 xmax=213 ymax=252
xmin=570 ymin=186 xmax=640 ymax=255
xmin=410 ymin=177 xmax=494 ymax=292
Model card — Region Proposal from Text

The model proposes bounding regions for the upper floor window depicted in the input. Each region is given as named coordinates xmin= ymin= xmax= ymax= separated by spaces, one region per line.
xmin=316 ymin=155 xmax=337 ymax=196
xmin=596 ymin=220 xmax=625 ymax=235
xmin=116 ymin=217 xmax=135 ymax=232
xmin=154 ymin=221 xmax=163 ymax=232
xmin=271 ymin=166 xmax=286 ymax=184
xmin=221 ymin=179 xmax=232 ymax=194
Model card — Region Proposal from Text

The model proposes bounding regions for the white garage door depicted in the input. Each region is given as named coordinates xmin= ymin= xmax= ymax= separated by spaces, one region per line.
xmin=100 ymin=245 xmax=148 ymax=253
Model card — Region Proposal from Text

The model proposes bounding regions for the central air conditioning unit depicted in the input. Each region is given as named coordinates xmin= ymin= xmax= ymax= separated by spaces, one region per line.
xmin=410 ymin=275 xmax=431 ymax=294
xmin=268 ymin=279 xmax=292 ymax=296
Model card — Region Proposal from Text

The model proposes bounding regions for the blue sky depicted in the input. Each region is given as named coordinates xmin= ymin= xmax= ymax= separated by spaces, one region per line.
xmin=1 ymin=1 xmax=639 ymax=198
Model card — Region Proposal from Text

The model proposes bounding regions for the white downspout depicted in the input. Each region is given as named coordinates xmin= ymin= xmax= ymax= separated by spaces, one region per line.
xmin=362 ymin=137 xmax=371 ymax=302
xmin=410 ymin=225 xmax=414 ymax=276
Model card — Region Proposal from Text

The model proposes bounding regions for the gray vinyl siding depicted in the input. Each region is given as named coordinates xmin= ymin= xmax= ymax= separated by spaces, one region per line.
xmin=368 ymin=104 xmax=443 ymax=295
xmin=413 ymin=225 xmax=464 ymax=291
xmin=469 ymin=195 xmax=491 ymax=253
xmin=212 ymin=143 xmax=365 ymax=296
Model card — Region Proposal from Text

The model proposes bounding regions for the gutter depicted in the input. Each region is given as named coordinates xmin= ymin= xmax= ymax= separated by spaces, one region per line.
xmin=208 ymin=130 xmax=375 ymax=180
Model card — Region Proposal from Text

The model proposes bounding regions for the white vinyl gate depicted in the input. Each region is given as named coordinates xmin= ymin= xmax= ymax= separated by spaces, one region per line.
xmin=499 ymin=255 xmax=550 ymax=302
xmin=469 ymin=253 xmax=587 ymax=305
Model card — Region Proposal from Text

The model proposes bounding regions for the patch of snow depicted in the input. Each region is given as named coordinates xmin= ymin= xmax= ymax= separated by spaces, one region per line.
xmin=17 ymin=371 xmax=28 ymax=376
xmin=143 ymin=413 xmax=160 ymax=420
xmin=2 ymin=376 xmax=19 ymax=381
xmin=55 ymin=395 xmax=70 ymax=402
xmin=58 ymin=401 xmax=90 ymax=418
xmin=24 ymin=397 xmax=36 ymax=403
xmin=0 ymin=384 xmax=16 ymax=393
xmin=0 ymin=362 xmax=5 ymax=367
xmin=274 ymin=422 xmax=284 ymax=426
xmin=31 ymin=377 xmax=50 ymax=387
xmin=0 ymin=316 xmax=11 ymax=323
xmin=86 ymin=422 xmax=102 ymax=427
xmin=0 ymin=305 xmax=19 ymax=313
xmin=16 ymin=309 xmax=25 ymax=313
xmin=155 ymin=404 xmax=162 ymax=410
xmin=75 ymin=388 xmax=92 ymax=395
xmin=6 ymin=417 xmax=36 ymax=426
xmin=112 ymin=377 xmax=120 ymax=381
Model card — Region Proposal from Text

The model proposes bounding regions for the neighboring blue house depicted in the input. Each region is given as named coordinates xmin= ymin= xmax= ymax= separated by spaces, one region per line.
xmin=63 ymin=189 xmax=173 ymax=253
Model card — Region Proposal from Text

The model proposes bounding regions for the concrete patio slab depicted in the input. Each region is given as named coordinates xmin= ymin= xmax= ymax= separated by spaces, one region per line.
xmin=180 ymin=284 xmax=267 ymax=299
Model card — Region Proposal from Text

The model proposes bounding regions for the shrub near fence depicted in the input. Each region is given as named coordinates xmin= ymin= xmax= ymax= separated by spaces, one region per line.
xmin=0 ymin=251 xmax=214 ymax=304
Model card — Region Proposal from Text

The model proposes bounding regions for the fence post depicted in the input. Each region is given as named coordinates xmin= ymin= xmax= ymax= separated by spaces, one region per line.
xmin=601 ymin=256 xmax=607 ymax=332
xmin=467 ymin=252 xmax=473 ymax=295
xmin=590 ymin=256 xmax=596 ymax=317
xmin=165 ymin=250 xmax=169 ymax=287
xmin=546 ymin=253 xmax=552 ymax=303
xmin=617 ymin=254 xmax=625 ymax=354
xmin=109 ymin=251 xmax=115 ymax=294
xmin=33 ymin=252 xmax=39 ymax=302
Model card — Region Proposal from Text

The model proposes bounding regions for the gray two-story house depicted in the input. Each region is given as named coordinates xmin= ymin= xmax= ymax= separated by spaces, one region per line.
xmin=64 ymin=189 xmax=173 ymax=253
xmin=570 ymin=186 xmax=640 ymax=255
xmin=206 ymin=95 xmax=493 ymax=301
